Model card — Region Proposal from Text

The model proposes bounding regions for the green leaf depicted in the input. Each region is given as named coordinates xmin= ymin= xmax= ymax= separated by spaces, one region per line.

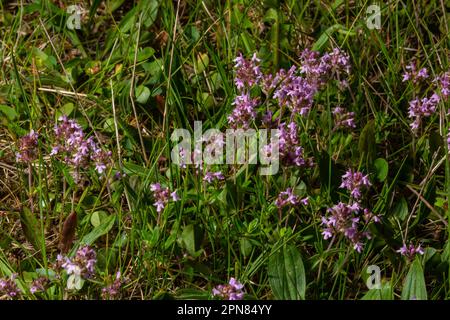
xmin=175 ymin=288 xmax=210 ymax=299
xmin=194 ymin=53 xmax=209 ymax=74
xmin=268 ymin=245 xmax=306 ymax=300
xmin=179 ymin=224 xmax=203 ymax=257
xmin=19 ymin=207 xmax=44 ymax=251
xmin=358 ymin=120 xmax=376 ymax=165
xmin=81 ymin=214 xmax=115 ymax=246
xmin=0 ymin=105 xmax=18 ymax=120
xmin=361 ymin=283 xmax=394 ymax=300
xmin=393 ymin=197 xmax=408 ymax=221
xmin=401 ymin=257 xmax=428 ymax=300
xmin=56 ymin=103 xmax=74 ymax=118
xmin=135 ymin=85 xmax=151 ymax=104
xmin=90 ymin=211 xmax=108 ymax=228
xmin=374 ymin=158 xmax=389 ymax=182
xmin=312 ymin=24 xmax=346 ymax=51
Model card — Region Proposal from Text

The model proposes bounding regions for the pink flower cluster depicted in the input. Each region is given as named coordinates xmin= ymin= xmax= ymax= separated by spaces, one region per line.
xmin=332 ymin=107 xmax=356 ymax=129
xmin=51 ymin=116 xmax=111 ymax=175
xmin=0 ymin=274 xmax=21 ymax=299
xmin=16 ymin=129 xmax=39 ymax=163
xmin=403 ymin=62 xmax=450 ymax=132
xmin=274 ymin=187 xmax=308 ymax=209
xmin=150 ymin=183 xmax=180 ymax=213
xmin=212 ymin=277 xmax=245 ymax=300
xmin=396 ymin=242 xmax=424 ymax=260
xmin=340 ymin=169 xmax=371 ymax=199
xmin=402 ymin=62 xmax=429 ymax=83
xmin=322 ymin=170 xmax=379 ymax=253
xmin=102 ymin=271 xmax=126 ymax=299
xmin=203 ymin=171 xmax=225 ymax=184
xmin=57 ymin=245 xmax=97 ymax=279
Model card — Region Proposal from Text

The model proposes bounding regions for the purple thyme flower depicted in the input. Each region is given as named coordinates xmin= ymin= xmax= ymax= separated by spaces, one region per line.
xmin=58 ymin=245 xmax=97 ymax=279
xmin=434 ymin=71 xmax=450 ymax=100
xmin=0 ymin=274 xmax=21 ymax=299
xmin=402 ymin=62 xmax=429 ymax=83
xmin=363 ymin=208 xmax=381 ymax=224
xmin=275 ymin=188 xmax=299 ymax=208
xmin=102 ymin=271 xmax=126 ymax=300
xmin=340 ymin=169 xmax=371 ymax=199
xmin=212 ymin=277 xmax=245 ymax=300
xmin=299 ymin=48 xmax=350 ymax=88
xmin=274 ymin=188 xmax=308 ymax=209
xmin=274 ymin=122 xmax=313 ymax=168
xmin=408 ymin=93 xmax=440 ymax=131
xmin=273 ymin=66 xmax=317 ymax=116
xmin=51 ymin=116 xmax=111 ymax=176
xmin=150 ymin=183 xmax=180 ymax=213
xmin=203 ymin=171 xmax=225 ymax=184
xmin=233 ymin=52 xmax=262 ymax=91
xmin=227 ymin=93 xmax=259 ymax=129
xmin=16 ymin=129 xmax=39 ymax=163
xmin=321 ymin=202 xmax=370 ymax=253
xmin=332 ymin=107 xmax=356 ymax=129
xmin=396 ymin=242 xmax=425 ymax=260
xmin=30 ymin=277 xmax=49 ymax=294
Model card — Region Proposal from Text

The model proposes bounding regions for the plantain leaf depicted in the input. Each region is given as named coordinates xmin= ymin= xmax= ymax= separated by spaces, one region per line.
xmin=374 ymin=158 xmax=389 ymax=182
xmin=361 ymin=283 xmax=394 ymax=300
xmin=401 ymin=257 xmax=428 ymax=300
xmin=393 ymin=197 xmax=408 ymax=221
xmin=268 ymin=244 xmax=306 ymax=300
xmin=359 ymin=120 xmax=376 ymax=165
xmin=80 ymin=214 xmax=116 ymax=246
xmin=19 ymin=207 xmax=44 ymax=251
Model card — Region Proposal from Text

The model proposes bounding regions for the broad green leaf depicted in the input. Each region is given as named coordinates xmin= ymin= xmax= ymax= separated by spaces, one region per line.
xmin=19 ymin=207 xmax=44 ymax=251
xmin=268 ymin=245 xmax=306 ymax=300
xmin=90 ymin=211 xmax=108 ymax=228
xmin=361 ymin=283 xmax=394 ymax=300
xmin=136 ymin=85 xmax=151 ymax=104
xmin=0 ymin=105 xmax=17 ymax=120
xmin=358 ymin=120 xmax=376 ymax=165
xmin=176 ymin=288 xmax=210 ymax=299
xmin=194 ymin=53 xmax=209 ymax=74
xmin=179 ymin=224 xmax=203 ymax=257
xmin=312 ymin=24 xmax=346 ymax=51
xmin=393 ymin=197 xmax=408 ymax=221
xmin=374 ymin=158 xmax=389 ymax=182
xmin=81 ymin=214 xmax=116 ymax=246
xmin=56 ymin=103 xmax=74 ymax=118
xmin=401 ymin=257 xmax=427 ymax=300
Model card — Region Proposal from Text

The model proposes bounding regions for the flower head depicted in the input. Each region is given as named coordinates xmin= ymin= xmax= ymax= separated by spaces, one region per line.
xmin=321 ymin=202 xmax=370 ymax=253
xmin=340 ymin=169 xmax=371 ymax=199
xmin=51 ymin=116 xmax=111 ymax=177
xmin=58 ymin=245 xmax=97 ymax=279
xmin=397 ymin=242 xmax=425 ymax=260
xmin=203 ymin=171 xmax=225 ymax=184
xmin=102 ymin=271 xmax=126 ymax=300
xmin=30 ymin=277 xmax=49 ymax=294
xmin=0 ymin=274 xmax=21 ymax=299
xmin=332 ymin=107 xmax=356 ymax=129
xmin=227 ymin=93 xmax=258 ymax=129
xmin=234 ymin=53 xmax=262 ymax=91
xmin=150 ymin=183 xmax=180 ymax=213
xmin=402 ymin=62 xmax=429 ymax=83
xmin=212 ymin=277 xmax=245 ymax=300
xmin=16 ymin=129 xmax=39 ymax=163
